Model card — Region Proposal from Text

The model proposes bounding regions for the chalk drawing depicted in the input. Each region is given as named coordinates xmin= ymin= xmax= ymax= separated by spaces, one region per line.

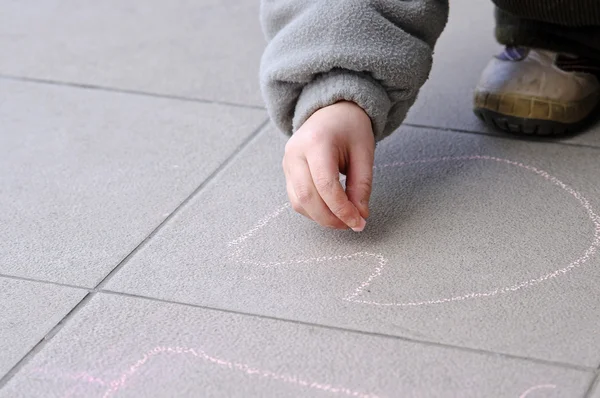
xmin=227 ymin=156 xmax=600 ymax=307
xmin=30 ymin=345 xmax=378 ymax=398
xmin=518 ymin=384 xmax=557 ymax=397
xmin=26 ymin=157 xmax=582 ymax=397
xmin=30 ymin=363 xmax=559 ymax=398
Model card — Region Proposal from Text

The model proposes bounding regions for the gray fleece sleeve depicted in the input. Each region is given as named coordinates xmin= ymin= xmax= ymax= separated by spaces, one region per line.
xmin=259 ymin=0 xmax=449 ymax=141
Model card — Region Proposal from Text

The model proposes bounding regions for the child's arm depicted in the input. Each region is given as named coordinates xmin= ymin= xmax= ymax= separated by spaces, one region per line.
xmin=260 ymin=0 xmax=449 ymax=141
xmin=260 ymin=0 xmax=449 ymax=231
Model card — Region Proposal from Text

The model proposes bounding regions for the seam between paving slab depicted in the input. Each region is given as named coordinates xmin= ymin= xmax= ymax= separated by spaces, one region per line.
xmin=584 ymin=372 xmax=600 ymax=398
xmin=92 ymin=117 xmax=267 ymax=290
xmin=404 ymin=123 xmax=600 ymax=151
xmin=0 ymin=273 xmax=89 ymax=292
xmin=97 ymin=289 xmax=597 ymax=374
xmin=0 ymin=270 xmax=595 ymax=380
xmin=0 ymin=119 xmax=270 ymax=391
xmin=2 ymin=73 xmax=599 ymax=152
xmin=0 ymin=73 xmax=266 ymax=111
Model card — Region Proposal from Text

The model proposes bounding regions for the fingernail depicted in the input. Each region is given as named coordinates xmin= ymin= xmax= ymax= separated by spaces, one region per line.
xmin=351 ymin=217 xmax=367 ymax=233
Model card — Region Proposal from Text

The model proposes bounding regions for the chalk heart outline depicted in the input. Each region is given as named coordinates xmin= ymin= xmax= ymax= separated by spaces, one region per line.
xmin=227 ymin=156 xmax=600 ymax=308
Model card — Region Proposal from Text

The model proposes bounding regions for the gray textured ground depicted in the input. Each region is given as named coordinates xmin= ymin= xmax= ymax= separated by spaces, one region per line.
xmin=1 ymin=1 xmax=599 ymax=397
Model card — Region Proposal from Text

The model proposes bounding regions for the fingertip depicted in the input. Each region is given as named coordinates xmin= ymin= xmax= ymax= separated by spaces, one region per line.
xmin=351 ymin=217 xmax=367 ymax=233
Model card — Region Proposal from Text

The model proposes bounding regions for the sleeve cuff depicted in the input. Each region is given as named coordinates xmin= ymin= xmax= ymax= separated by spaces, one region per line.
xmin=292 ymin=70 xmax=392 ymax=141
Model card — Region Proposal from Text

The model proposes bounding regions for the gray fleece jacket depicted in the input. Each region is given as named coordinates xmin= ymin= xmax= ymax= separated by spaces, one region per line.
xmin=259 ymin=0 xmax=449 ymax=142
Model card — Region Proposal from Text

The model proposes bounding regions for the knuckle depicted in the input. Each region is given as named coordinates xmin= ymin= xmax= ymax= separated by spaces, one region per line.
xmin=358 ymin=178 xmax=373 ymax=191
xmin=354 ymin=173 xmax=373 ymax=186
xmin=347 ymin=179 xmax=372 ymax=195
xmin=291 ymin=201 xmax=304 ymax=214
xmin=314 ymin=176 xmax=336 ymax=192
xmin=295 ymin=188 xmax=313 ymax=204
xmin=306 ymin=129 xmax=326 ymax=144
xmin=284 ymin=140 xmax=299 ymax=156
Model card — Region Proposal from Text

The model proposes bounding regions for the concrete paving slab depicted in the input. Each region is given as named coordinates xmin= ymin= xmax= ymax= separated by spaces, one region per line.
xmin=405 ymin=0 xmax=600 ymax=148
xmin=0 ymin=79 xmax=265 ymax=286
xmin=0 ymin=0 xmax=264 ymax=106
xmin=0 ymin=293 xmax=593 ymax=398
xmin=0 ymin=278 xmax=85 ymax=379
xmin=106 ymin=125 xmax=600 ymax=367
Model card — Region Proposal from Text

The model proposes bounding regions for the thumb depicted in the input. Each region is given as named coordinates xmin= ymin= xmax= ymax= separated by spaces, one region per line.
xmin=345 ymin=143 xmax=374 ymax=220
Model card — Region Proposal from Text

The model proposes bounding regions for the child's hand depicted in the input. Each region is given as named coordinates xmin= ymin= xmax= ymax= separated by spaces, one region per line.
xmin=283 ymin=101 xmax=375 ymax=231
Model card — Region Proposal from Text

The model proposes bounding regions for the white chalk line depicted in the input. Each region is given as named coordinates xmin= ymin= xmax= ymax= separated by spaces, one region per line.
xmin=101 ymin=346 xmax=377 ymax=398
xmin=31 ymin=345 xmax=378 ymax=398
xmin=228 ymin=156 xmax=600 ymax=308
xmin=518 ymin=384 xmax=557 ymax=398
xmin=31 ymin=362 xmax=557 ymax=398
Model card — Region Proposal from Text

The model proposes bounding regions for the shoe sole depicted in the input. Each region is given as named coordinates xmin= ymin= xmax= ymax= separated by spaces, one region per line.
xmin=473 ymin=91 xmax=599 ymax=136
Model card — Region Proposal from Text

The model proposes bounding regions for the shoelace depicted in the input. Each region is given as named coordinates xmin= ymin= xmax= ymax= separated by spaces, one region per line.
xmin=495 ymin=46 xmax=530 ymax=61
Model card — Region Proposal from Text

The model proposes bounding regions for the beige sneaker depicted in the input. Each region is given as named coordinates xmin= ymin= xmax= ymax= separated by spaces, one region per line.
xmin=474 ymin=47 xmax=600 ymax=135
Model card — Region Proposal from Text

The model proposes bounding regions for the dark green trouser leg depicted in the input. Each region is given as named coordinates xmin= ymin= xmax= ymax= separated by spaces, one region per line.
xmin=492 ymin=0 xmax=600 ymax=60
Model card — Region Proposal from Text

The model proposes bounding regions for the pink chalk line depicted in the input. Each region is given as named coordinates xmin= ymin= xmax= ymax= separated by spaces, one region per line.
xmin=29 ymin=362 xmax=558 ymax=398
xmin=518 ymin=384 xmax=557 ymax=398
xmin=24 ymin=158 xmax=574 ymax=398
xmin=31 ymin=346 xmax=378 ymax=398
xmin=228 ymin=156 xmax=600 ymax=307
